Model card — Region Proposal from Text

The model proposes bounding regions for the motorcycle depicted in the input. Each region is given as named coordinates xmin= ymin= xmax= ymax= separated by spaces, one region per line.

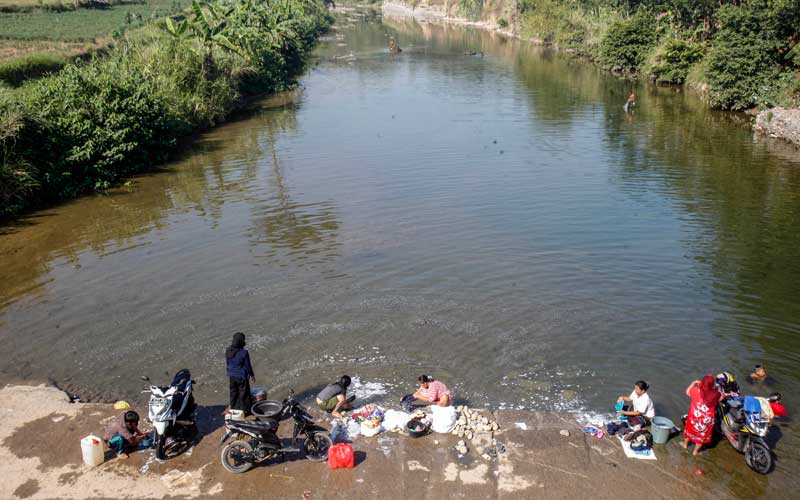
xmin=717 ymin=396 xmax=773 ymax=474
xmin=143 ymin=368 xmax=198 ymax=460
xmin=219 ymin=390 xmax=332 ymax=473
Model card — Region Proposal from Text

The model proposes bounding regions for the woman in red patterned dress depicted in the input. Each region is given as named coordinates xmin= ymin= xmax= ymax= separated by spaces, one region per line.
xmin=681 ymin=374 xmax=721 ymax=456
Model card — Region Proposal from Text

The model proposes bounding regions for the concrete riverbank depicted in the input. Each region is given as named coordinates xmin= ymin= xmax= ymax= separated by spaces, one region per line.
xmin=0 ymin=384 xmax=758 ymax=500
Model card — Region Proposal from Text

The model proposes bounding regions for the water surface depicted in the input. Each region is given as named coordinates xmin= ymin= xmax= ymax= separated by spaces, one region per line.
xmin=1 ymin=10 xmax=799 ymax=496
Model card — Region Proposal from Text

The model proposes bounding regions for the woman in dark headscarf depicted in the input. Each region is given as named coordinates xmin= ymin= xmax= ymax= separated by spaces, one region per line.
xmin=681 ymin=374 xmax=721 ymax=456
xmin=226 ymin=332 xmax=255 ymax=414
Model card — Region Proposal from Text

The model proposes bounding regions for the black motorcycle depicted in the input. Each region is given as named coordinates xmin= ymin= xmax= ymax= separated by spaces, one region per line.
xmin=219 ymin=390 xmax=332 ymax=473
xmin=717 ymin=397 xmax=773 ymax=474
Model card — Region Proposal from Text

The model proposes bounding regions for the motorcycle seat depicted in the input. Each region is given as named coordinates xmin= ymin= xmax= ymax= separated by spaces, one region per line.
xmin=231 ymin=419 xmax=278 ymax=430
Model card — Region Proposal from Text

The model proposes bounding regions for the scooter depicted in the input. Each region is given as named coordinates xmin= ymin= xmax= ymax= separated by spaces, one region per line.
xmin=717 ymin=396 xmax=773 ymax=474
xmin=143 ymin=368 xmax=198 ymax=460
xmin=219 ymin=390 xmax=332 ymax=473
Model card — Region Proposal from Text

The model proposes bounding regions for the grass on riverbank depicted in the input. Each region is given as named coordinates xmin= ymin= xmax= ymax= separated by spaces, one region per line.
xmin=0 ymin=0 xmax=332 ymax=217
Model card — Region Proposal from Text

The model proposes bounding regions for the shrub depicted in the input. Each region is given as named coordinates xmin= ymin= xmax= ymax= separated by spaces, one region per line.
xmin=598 ymin=10 xmax=659 ymax=72
xmin=704 ymin=4 xmax=785 ymax=110
xmin=0 ymin=53 xmax=68 ymax=87
xmin=458 ymin=0 xmax=483 ymax=20
xmin=644 ymin=37 xmax=704 ymax=84
xmin=498 ymin=18 xmax=508 ymax=29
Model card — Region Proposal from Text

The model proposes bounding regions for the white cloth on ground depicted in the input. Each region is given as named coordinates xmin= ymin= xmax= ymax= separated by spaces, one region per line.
xmin=430 ymin=405 xmax=458 ymax=433
xmin=383 ymin=409 xmax=413 ymax=431
xmin=618 ymin=436 xmax=657 ymax=460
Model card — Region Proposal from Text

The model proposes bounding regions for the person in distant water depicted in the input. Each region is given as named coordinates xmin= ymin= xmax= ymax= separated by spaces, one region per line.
xmin=317 ymin=375 xmax=355 ymax=418
xmin=388 ymin=36 xmax=402 ymax=53
xmin=103 ymin=410 xmax=150 ymax=460
xmin=746 ymin=364 xmax=776 ymax=386
xmin=768 ymin=393 xmax=787 ymax=418
xmin=624 ymin=91 xmax=636 ymax=113
xmin=226 ymin=332 xmax=256 ymax=415
xmin=681 ymin=375 xmax=721 ymax=456
xmin=616 ymin=380 xmax=655 ymax=426
xmin=413 ymin=375 xmax=453 ymax=407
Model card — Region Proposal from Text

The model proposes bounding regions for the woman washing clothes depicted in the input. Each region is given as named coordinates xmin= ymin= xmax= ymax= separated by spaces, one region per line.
xmin=226 ymin=332 xmax=256 ymax=415
xmin=616 ymin=380 xmax=655 ymax=427
xmin=413 ymin=375 xmax=453 ymax=407
xmin=681 ymin=375 xmax=721 ymax=456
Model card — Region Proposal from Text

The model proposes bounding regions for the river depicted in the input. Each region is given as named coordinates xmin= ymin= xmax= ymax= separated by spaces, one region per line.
xmin=1 ymin=8 xmax=799 ymax=496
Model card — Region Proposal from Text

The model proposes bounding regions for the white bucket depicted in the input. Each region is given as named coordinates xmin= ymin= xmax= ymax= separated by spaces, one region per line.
xmin=226 ymin=409 xmax=245 ymax=421
xmin=81 ymin=434 xmax=105 ymax=466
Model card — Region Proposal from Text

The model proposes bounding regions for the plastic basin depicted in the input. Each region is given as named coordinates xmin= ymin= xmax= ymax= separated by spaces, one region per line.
xmin=651 ymin=416 xmax=675 ymax=444
xmin=251 ymin=400 xmax=283 ymax=420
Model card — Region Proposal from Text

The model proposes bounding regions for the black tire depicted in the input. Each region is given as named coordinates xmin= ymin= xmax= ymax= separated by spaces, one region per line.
xmin=303 ymin=433 xmax=333 ymax=462
xmin=745 ymin=440 xmax=773 ymax=475
xmin=154 ymin=433 xmax=166 ymax=460
xmin=221 ymin=440 xmax=254 ymax=474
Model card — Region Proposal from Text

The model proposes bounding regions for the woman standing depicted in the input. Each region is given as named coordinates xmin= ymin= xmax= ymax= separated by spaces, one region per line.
xmin=681 ymin=375 xmax=721 ymax=456
xmin=226 ymin=332 xmax=255 ymax=415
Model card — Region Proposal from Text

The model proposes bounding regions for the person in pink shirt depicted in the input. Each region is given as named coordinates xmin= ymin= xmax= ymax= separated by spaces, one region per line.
xmin=413 ymin=375 xmax=453 ymax=407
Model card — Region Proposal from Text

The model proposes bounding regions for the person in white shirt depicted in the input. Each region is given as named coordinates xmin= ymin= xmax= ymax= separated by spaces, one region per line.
xmin=617 ymin=380 xmax=655 ymax=425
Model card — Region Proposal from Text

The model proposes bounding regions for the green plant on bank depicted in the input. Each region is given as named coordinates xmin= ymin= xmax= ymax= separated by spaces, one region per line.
xmin=458 ymin=0 xmax=482 ymax=21
xmin=643 ymin=36 xmax=704 ymax=84
xmin=0 ymin=0 xmax=331 ymax=217
xmin=704 ymin=0 xmax=800 ymax=110
xmin=0 ymin=52 xmax=67 ymax=86
xmin=598 ymin=10 xmax=659 ymax=73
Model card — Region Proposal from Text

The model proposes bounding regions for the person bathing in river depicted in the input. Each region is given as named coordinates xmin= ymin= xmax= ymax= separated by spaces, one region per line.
xmin=103 ymin=410 xmax=150 ymax=460
xmin=681 ymin=375 xmax=721 ymax=456
xmin=624 ymin=91 xmax=636 ymax=113
xmin=317 ymin=375 xmax=355 ymax=418
xmin=226 ymin=332 xmax=256 ymax=415
xmin=616 ymin=380 xmax=655 ymax=427
xmin=413 ymin=375 xmax=452 ymax=407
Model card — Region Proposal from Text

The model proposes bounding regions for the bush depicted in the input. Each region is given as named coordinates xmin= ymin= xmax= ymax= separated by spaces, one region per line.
xmin=598 ymin=11 xmax=659 ymax=72
xmin=20 ymin=54 xmax=179 ymax=198
xmin=644 ymin=37 xmax=704 ymax=84
xmin=0 ymin=0 xmax=331 ymax=216
xmin=704 ymin=4 xmax=785 ymax=110
xmin=458 ymin=0 xmax=483 ymax=20
xmin=498 ymin=18 xmax=508 ymax=29
xmin=0 ymin=53 xmax=68 ymax=87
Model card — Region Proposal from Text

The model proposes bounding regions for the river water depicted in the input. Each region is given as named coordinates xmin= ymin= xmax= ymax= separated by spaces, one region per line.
xmin=2 ymin=9 xmax=799 ymax=495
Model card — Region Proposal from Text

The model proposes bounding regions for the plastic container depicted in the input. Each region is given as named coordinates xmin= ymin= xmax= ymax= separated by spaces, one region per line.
xmin=226 ymin=409 xmax=245 ymax=421
xmin=81 ymin=434 xmax=105 ymax=466
xmin=252 ymin=400 xmax=283 ymax=420
xmin=251 ymin=387 xmax=268 ymax=402
xmin=651 ymin=416 xmax=675 ymax=444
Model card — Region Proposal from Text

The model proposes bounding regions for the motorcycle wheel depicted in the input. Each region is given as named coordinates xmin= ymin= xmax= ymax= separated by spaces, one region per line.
xmin=303 ymin=433 xmax=333 ymax=462
xmin=745 ymin=440 xmax=773 ymax=475
xmin=221 ymin=440 xmax=254 ymax=474
xmin=154 ymin=433 xmax=166 ymax=460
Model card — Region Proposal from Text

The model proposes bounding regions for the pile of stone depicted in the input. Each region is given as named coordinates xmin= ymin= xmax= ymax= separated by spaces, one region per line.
xmin=451 ymin=405 xmax=499 ymax=441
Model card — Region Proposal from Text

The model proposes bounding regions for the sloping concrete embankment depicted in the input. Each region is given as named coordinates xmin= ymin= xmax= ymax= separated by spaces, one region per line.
xmin=0 ymin=384 xmax=732 ymax=500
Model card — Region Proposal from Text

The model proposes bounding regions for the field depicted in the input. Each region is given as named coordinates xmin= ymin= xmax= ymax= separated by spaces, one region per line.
xmin=0 ymin=0 xmax=186 ymax=42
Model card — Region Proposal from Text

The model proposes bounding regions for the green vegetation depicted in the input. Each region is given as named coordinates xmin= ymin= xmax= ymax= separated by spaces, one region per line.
xmin=0 ymin=0 xmax=188 ymax=41
xmin=458 ymin=0 xmax=482 ymax=20
xmin=0 ymin=52 xmax=66 ymax=86
xmin=0 ymin=0 xmax=331 ymax=217
xmin=514 ymin=0 xmax=800 ymax=110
